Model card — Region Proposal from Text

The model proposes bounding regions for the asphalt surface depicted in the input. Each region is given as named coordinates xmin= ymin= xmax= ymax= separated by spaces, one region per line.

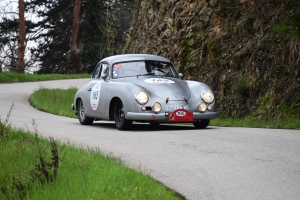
xmin=0 ymin=79 xmax=300 ymax=200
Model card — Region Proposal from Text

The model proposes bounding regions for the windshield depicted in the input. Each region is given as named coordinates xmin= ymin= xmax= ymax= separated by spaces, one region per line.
xmin=112 ymin=61 xmax=178 ymax=78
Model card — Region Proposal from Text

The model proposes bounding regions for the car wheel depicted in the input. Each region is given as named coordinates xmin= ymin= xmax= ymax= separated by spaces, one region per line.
xmin=193 ymin=119 xmax=210 ymax=129
xmin=114 ymin=99 xmax=132 ymax=130
xmin=77 ymin=99 xmax=94 ymax=125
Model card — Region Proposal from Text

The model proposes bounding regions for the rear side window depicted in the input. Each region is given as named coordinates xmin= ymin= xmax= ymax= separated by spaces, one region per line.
xmin=92 ymin=64 xmax=102 ymax=79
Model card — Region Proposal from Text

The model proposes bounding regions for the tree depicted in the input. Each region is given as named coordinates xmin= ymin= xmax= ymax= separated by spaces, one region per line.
xmin=80 ymin=0 xmax=134 ymax=72
xmin=70 ymin=0 xmax=83 ymax=73
xmin=27 ymin=0 xmax=75 ymax=73
xmin=17 ymin=0 xmax=25 ymax=73
xmin=1 ymin=0 xmax=135 ymax=74
xmin=0 ymin=0 xmax=37 ymax=73
xmin=0 ymin=1 xmax=21 ymax=72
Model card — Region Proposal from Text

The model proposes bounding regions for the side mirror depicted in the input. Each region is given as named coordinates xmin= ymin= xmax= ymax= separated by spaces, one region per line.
xmin=101 ymin=65 xmax=109 ymax=80
xmin=178 ymin=73 xmax=185 ymax=80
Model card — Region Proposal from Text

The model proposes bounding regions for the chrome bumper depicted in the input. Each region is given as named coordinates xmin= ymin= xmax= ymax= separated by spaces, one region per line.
xmin=126 ymin=111 xmax=218 ymax=121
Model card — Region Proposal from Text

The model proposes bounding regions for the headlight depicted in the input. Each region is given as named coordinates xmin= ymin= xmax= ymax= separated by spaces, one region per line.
xmin=201 ymin=90 xmax=214 ymax=104
xmin=197 ymin=102 xmax=207 ymax=112
xmin=152 ymin=102 xmax=162 ymax=112
xmin=135 ymin=90 xmax=149 ymax=105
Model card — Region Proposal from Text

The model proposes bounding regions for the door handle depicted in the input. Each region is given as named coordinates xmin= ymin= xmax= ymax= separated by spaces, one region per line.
xmin=87 ymin=88 xmax=91 ymax=91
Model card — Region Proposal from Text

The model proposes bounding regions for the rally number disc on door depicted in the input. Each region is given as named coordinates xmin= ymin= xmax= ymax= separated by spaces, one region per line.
xmin=90 ymin=82 xmax=101 ymax=110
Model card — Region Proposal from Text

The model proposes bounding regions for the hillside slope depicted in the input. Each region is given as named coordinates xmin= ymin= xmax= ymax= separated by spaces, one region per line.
xmin=124 ymin=0 xmax=300 ymax=119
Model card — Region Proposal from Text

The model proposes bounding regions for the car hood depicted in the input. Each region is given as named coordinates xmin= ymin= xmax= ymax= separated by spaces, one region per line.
xmin=119 ymin=76 xmax=191 ymax=100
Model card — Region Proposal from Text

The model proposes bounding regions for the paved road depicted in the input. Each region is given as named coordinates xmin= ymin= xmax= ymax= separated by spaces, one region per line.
xmin=0 ymin=79 xmax=300 ymax=200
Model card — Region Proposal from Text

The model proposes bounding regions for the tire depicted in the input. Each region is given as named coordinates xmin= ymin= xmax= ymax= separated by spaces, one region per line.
xmin=193 ymin=119 xmax=210 ymax=129
xmin=114 ymin=99 xmax=132 ymax=130
xmin=77 ymin=99 xmax=94 ymax=125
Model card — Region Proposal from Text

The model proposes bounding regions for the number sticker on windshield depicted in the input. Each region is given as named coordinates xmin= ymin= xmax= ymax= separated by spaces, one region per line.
xmin=90 ymin=82 xmax=101 ymax=110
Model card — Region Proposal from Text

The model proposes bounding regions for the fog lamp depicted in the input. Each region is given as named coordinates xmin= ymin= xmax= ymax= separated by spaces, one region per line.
xmin=197 ymin=102 xmax=207 ymax=112
xmin=152 ymin=102 xmax=162 ymax=113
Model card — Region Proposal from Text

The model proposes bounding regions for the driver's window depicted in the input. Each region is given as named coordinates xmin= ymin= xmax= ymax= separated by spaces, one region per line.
xmin=146 ymin=61 xmax=177 ymax=78
xmin=92 ymin=63 xmax=102 ymax=79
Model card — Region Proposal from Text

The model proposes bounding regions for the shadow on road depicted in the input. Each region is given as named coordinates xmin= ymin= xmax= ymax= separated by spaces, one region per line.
xmin=90 ymin=121 xmax=218 ymax=132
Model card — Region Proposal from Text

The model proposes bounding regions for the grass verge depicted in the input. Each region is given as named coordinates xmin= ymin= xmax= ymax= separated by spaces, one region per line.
xmin=210 ymin=117 xmax=300 ymax=129
xmin=30 ymin=87 xmax=78 ymax=118
xmin=0 ymin=105 xmax=183 ymax=199
xmin=30 ymin=87 xmax=300 ymax=129
xmin=0 ymin=72 xmax=90 ymax=83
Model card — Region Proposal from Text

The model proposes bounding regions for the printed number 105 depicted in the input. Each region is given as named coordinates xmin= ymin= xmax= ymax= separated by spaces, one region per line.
xmin=92 ymin=91 xmax=99 ymax=99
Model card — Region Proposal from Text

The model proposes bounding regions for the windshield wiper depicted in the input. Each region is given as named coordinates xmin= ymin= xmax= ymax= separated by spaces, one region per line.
xmin=136 ymin=72 xmax=156 ymax=77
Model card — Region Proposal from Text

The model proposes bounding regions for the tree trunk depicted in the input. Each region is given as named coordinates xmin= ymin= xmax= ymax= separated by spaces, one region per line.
xmin=17 ymin=0 xmax=25 ymax=73
xmin=70 ymin=0 xmax=83 ymax=74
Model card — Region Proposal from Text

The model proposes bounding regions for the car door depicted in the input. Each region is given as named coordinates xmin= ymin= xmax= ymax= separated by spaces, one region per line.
xmin=86 ymin=63 xmax=108 ymax=114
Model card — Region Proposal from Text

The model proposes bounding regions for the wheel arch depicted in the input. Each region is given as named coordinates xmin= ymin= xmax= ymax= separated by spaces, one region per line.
xmin=109 ymin=97 xmax=121 ymax=120
xmin=75 ymin=97 xmax=82 ymax=110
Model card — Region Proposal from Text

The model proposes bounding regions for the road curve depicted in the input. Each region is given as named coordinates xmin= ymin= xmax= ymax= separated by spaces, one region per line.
xmin=0 ymin=79 xmax=300 ymax=200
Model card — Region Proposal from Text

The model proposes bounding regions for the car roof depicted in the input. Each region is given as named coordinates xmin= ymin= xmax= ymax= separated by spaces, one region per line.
xmin=100 ymin=54 xmax=172 ymax=64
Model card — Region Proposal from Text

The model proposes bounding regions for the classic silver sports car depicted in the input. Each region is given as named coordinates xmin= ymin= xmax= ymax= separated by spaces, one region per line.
xmin=72 ymin=54 xmax=217 ymax=130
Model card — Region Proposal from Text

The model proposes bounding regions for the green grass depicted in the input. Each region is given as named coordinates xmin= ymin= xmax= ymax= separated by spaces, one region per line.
xmin=0 ymin=72 xmax=90 ymax=83
xmin=0 ymin=114 xmax=182 ymax=200
xmin=30 ymin=87 xmax=300 ymax=129
xmin=210 ymin=116 xmax=300 ymax=129
xmin=30 ymin=87 xmax=78 ymax=118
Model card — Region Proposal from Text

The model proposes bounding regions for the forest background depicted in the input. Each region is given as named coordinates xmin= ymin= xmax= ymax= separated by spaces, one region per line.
xmin=0 ymin=0 xmax=299 ymax=120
